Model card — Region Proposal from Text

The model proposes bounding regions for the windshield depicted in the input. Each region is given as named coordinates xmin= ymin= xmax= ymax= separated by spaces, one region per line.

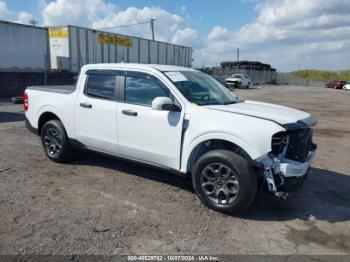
xmin=165 ymin=71 xmax=240 ymax=106
xmin=232 ymin=74 xmax=243 ymax=79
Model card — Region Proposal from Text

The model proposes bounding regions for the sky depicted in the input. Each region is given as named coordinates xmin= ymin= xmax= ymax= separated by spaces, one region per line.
xmin=1 ymin=0 xmax=350 ymax=72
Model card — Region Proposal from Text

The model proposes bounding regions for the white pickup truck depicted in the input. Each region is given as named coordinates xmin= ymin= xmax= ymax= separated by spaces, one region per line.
xmin=24 ymin=64 xmax=317 ymax=214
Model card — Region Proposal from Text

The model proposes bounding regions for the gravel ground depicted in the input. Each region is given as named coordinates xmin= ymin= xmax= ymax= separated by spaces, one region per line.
xmin=0 ymin=85 xmax=349 ymax=255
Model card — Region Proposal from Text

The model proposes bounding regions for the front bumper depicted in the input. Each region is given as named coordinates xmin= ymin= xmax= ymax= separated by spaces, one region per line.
xmin=276 ymin=150 xmax=315 ymax=177
xmin=225 ymin=81 xmax=241 ymax=87
xmin=255 ymin=150 xmax=316 ymax=193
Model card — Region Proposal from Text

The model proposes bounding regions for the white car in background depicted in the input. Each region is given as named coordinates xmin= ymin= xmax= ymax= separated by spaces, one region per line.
xmin=225 ymin=74 xmax=251 ymax=89
xmin=343 ymin=83 xmax=350 ymax=90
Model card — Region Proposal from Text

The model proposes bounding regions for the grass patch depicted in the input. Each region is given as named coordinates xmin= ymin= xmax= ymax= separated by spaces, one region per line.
xmin=290 ymin=70 xmax=350 ymax=82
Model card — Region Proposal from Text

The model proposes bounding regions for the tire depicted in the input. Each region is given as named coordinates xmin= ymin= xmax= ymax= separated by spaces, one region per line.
xmin=246 ymin=82 xmax=251 ymax=89
xmin=41 ymin=120 xmax=71 ymax=163
xmin=192 ymin=150 xmax=257 ymax=214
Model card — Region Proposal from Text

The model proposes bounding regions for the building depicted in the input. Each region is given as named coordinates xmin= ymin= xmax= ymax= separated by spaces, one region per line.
xmin=0 ymin=20 xmax=193 ymax=73
xmin=49 ymin=25 xmax=192 ymax=72
xmin=0 ymin=20 xmax=193 ymax=97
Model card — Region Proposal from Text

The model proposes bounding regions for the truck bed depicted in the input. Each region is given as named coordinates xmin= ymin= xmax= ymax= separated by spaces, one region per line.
xmin=26 ymin=85 xmax=76 ymax=94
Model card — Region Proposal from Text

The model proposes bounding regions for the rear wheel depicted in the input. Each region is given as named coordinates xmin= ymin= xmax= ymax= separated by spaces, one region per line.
xmin=41 ymin=120 xmax=70 ymax=163
xmin=192 ymin=150 xmax=257 ymax=214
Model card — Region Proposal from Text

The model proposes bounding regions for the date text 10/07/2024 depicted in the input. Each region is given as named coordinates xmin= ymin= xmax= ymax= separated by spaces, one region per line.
xmin=127 ymin=255 xmax=220 ymax=261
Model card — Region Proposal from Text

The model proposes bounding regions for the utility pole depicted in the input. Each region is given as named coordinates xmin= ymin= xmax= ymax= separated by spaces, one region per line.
xmin=237 ymin=48 xmax=240 ymax=62
xmin=29 ymin=18 xmax=38 ymax=27
xmin=150 ymin=17 xmax=156 ymax=41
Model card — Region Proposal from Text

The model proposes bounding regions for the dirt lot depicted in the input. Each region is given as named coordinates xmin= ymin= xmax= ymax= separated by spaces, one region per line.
xmin=0 ymin=85 xmax=350 ymax=255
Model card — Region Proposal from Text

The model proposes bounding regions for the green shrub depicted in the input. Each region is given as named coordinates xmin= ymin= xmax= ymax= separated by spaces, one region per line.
xmin=290 ymin=70 xmax=350 ymax=82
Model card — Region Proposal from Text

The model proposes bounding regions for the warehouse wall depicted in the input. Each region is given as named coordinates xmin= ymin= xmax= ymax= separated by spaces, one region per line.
xmin=0 ymin=21 xmax=192 ymax=74
xmin=0 ymin=20 xmax=49 ymax=71
xmin=65 ymin=25 xmax=192 ymax=72
xmin=0 ymin=21 xmax=193 ymax=97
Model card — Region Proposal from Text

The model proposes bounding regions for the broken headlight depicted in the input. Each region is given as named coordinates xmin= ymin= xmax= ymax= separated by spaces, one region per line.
xmin=271 ymin=131 xmax=288 ymax=156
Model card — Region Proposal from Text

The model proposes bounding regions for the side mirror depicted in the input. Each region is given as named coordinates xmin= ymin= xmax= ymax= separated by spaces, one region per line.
xmin=152 ymin=97 xmax=181 ymax=112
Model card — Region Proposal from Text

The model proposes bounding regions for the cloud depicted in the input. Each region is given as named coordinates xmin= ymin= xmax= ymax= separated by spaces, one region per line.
xmin=195 ymin=0 xmax=350 ymax=71
xmin=92 ymin=6 xmax=185 ymax=42
xmin=207 ymin=26 xmax=230 ymax=41
xmin=256 ymin=0 xmax=350 ymax=27
xmin=2 ymin=0 xmax=349 ymax=70
xmin=0 ymin=0 xmax=35 ymax=25
xmin=0 ymin=0 xmax=12 ymax=20
xmin=171 ymin=28 xmax=198 ymax=46
xmin=16 ymin=12 xmax=34 ymax=24
xmin=42 ymin=0 xmax=116 ymax=26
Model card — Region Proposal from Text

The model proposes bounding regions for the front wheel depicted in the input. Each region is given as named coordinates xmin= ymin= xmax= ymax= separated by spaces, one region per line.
xmin=192 ymin=150 xmax=257 ymax=214
xmin=41 ymin=120 xmax=71 ymax=163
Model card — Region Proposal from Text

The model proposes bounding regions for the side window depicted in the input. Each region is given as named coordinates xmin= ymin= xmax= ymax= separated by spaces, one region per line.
xmin=85 ymin=74 xmax=116 ymax=100
xmin=125 ymin=76 xmax=170 ymax=106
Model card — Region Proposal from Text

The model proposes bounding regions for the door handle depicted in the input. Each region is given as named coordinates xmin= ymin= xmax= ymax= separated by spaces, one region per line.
xmin=80 ymin=102 xmax=92 ymax=109
xmin=122 ymin=109 xmax=138 ymax=116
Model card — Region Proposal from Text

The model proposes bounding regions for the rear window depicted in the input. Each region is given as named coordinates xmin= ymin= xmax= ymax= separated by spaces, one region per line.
xmin=85 ymin=74 xmax=116 ymax=100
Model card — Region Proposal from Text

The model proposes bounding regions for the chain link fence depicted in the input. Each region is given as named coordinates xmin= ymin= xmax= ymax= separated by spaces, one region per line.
xmin=204 ymin=67 xmax=324 ymax=87
xmin=209 ymin=67 xmax=277 ymax=84
xmin=276 ymin=72 xmax=324 ymax=87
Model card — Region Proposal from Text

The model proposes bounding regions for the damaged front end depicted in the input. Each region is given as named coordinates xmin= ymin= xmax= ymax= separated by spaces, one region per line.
xmin=254 ymin=124 xmax=317 ymax=199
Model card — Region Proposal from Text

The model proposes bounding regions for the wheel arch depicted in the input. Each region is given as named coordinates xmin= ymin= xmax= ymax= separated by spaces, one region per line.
xmin=38 ymin=111 xmax=62 ymax=136
xmin=183 ymin=134 xmax=258 ymax=174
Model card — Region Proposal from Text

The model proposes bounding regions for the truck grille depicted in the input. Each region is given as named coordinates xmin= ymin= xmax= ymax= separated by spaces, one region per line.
xmin=285 ymin=128 xmax=313 ymax=162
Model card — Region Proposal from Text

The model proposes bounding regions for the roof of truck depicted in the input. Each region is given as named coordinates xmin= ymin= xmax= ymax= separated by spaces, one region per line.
xmin=82 ymin=63 xmax=196 ymax=72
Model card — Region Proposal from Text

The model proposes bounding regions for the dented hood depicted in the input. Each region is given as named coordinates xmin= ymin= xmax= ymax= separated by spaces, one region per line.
xmin=206 ymin=100 xmax=317 ymax=128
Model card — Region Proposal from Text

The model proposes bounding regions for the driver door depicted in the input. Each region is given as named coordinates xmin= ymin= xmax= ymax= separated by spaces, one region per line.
xmin=117 ymin=71 xmax=185 ymax=170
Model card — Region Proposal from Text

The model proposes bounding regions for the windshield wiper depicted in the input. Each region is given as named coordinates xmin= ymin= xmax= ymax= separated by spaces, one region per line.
xmin=196 ymin=103 xmax=212 ymax=106
xmin=222 ymin=101 xmax=238 ymax=105
xmin=196 ymin=100 xmax=241 ymax=106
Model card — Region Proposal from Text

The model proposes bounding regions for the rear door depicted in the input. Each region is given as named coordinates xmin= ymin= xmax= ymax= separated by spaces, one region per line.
xmin=116 ymin=71 xmax=184 ymax=170
xmin=75 ymin=70 xmax=121 ymax=154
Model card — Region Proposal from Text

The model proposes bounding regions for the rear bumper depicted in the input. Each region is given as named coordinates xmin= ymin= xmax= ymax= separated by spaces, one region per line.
xmin=25 ymin=116 xmax=39 ymax=136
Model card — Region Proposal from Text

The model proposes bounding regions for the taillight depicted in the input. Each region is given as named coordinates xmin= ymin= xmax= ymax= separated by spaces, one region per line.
xmin=23 ymin=92 xmax=29 ymax=111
